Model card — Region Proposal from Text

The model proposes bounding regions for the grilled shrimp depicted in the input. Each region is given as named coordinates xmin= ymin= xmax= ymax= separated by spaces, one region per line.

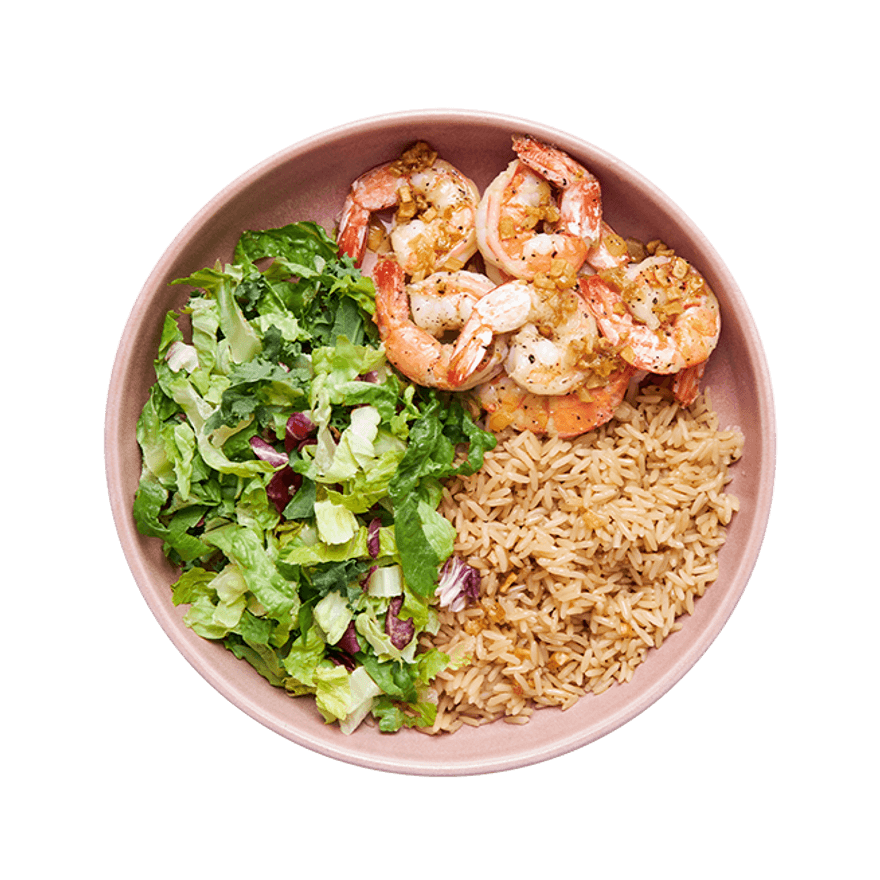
xmin=371 ymin=259 xmax=503 ymax=391
xmin=579 ymin=252 xmax=720 ymax=375
xmin=448 ymin=279 xmax=616 ymax=397
xmin=474 ymin=365 xmax=635 ymax=438
xmin=338 ymin=142 xmax=480 ymax=281
xmin=475 ymin=135 xmax=603 ymax=283
xmin=407 ymin=270 xmax=494 ymax=338
xmin=585 ymin=221 xmax=634 ymax=271
xmin=512 ymin=134 xmax=603 ymax=247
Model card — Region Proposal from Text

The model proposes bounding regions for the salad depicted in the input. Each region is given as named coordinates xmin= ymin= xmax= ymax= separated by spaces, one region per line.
xmin=133 ymin=222 xmax=494 ymax=733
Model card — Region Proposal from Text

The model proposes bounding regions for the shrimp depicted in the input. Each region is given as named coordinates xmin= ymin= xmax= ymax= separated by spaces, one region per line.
xmin=448 ymin=279 xmax=618 ymax=397
xmin=509 ymin=138 xmax=672 ymax=274
xmin=407 ymin=270 xmax=494 ymax=338
xmin=473 ymin=365 xmax=635 ymax=438
xmin=338 ymin=142 xmax=480 ymax=281
xmin=579 ymin=251 xmax=720 ymax=375
xmin=634 ymin=362 xmax=706 ymax=408
xmin=671 ymin=361 xmax=706 ymax=406
xmin=511 ymin=134 xmax=603 ymax=247
xmin=586 ymin=221 xmax=634 ymax=271
xmin=476 ymin=161 xmax=587 ymax=284
xmin=475 ymin=135 xmax=603 ymax=283
xmin=371 ymin=259 xmax=503 ymax=391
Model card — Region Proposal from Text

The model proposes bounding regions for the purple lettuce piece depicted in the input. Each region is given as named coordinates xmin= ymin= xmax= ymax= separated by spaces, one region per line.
xmin=249 ymin=436 xmax=288 ymax=468
xmin=251 ymin=436 xmax=298 ymax=514
xmin=329 ymin=654 xmax=357 ymax=671
xmin=266 ymin=467 xmax=301 ymax=515
xmin=284 ymin=412 xmax=316 ymax=452
xmin=359 ymin=564 xmax=377 ymax=592
xmin=250 ymin=413 xmax=317 ymax=516
xmin=367 ymin=518 xmax=382 ymax=559
xmin=385 ymin=596 xmax=415 ymax=649
xmin=337 ymin=620 xmax=362 ymax=655
xmin=435 ymin=557 xmax=481 ymax=612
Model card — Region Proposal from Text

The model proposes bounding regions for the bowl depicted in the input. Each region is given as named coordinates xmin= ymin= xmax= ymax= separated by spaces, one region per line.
xmin=105 ymin=109 xmax=775 ymax=775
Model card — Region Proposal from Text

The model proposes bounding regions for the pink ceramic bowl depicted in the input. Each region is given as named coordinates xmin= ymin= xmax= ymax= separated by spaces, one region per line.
xmin=105 ymin=110 xmax=775 ymax=775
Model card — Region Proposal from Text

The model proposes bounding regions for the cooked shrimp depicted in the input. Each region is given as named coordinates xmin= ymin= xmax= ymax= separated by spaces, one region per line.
xmin=371 ymin=259 xmax=503 ymax=391
xmin=338 ymin=142 xmax=480 ymax=281
xmin=511 ymin=134 xmax=603 ymax=247
xmin=476 ymin=160 xmax=588 ymax=284
xmin=503 ymin=287 xmax=610 ymax=396
xmin=474 ymin=365 xmax=635 ymax=438
xmin=407 ymin=270 xmax=494 ymax=337
xmin=671 ymin=361 xmax=706 ymax=406
xmin=637 ymin=361 xmax=706 ymax=408
xmin=448 ymin=280 xmax=615 ymax=397
xmin=474 ymin=135 xmax=605 ymax=283
xmin=585 ymin=221 xmax=633 ymax=271
xmin=446 ymin=279 xmax=531 ymax=386
xmin=579 ymin=253 xmax=720 ymax=375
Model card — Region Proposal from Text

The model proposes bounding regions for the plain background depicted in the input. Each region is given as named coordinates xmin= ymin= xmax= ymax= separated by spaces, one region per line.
xmin=5 ymin=2 xmax=877 ymax=877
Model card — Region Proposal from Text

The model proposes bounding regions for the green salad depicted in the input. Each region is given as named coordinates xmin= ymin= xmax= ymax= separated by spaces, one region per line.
xmin=133 ymin=222 xmax=494 ymax=733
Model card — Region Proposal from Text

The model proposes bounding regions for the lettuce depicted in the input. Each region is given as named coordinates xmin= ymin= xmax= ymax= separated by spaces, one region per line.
xmin=282 ymin=623 xmax=327 ymax=686
xmin=339 ymin=667 xmax=383 ymax=735
xmin=201 ymin=524 xmax=299 ymax=642
xmin=170 ymin=565 xmax=249 ymax=639
xmin=388 ymin=393 xmax=495 ymax=595
xmin=313 ymin=591 xmax=353 ymax=645
xmin=132 ymin=221 xmax=494 ymax=734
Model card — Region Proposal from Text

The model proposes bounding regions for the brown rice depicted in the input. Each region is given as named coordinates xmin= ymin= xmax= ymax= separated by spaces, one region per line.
xmin=420 ymin=383 xmax=744 ymax=734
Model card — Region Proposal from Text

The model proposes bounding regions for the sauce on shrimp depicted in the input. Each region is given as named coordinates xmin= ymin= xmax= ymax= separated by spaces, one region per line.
xmin=341 ymin=133 xmax=724 ymax=436
xmin=339 ymin=142 xmax=480 ymax=282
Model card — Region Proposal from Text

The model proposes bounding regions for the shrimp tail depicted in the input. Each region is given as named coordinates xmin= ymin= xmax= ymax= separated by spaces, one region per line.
xmin=671 ymin=362 xmax=706 ymax=406
xmin=512 ymin=134 xmax=602 ymax=245
xmin=372 ymin=257 xmax=407 ymax=337
xmin=578 ymin=274 xmax=626 ymax=348
xmin=337 ymin=163 xmax=401 ymax=266
xmin=448 ymin=324 xmax=496 ymax=387
xmin=338 ymin=196 xmax=370 ymax=264
xmin=447 ymin=280 xmax=533 ymax=386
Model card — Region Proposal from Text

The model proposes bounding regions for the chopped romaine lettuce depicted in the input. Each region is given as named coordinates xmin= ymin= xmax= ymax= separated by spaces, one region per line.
xmin=133 ymin=221 xmax=494 ymax=733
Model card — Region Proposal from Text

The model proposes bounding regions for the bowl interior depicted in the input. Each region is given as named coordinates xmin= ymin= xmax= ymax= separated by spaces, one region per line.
xmin=106 ymin=110 xmax=775 ymax=775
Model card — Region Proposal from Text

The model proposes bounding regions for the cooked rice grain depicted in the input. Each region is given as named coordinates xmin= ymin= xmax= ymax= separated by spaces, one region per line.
xmin=420 ymin=385 xmax=744 ymax=733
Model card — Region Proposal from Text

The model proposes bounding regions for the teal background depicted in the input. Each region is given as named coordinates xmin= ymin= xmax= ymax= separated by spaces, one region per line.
xmin=0 ymin=0 xmax=878 ymax=878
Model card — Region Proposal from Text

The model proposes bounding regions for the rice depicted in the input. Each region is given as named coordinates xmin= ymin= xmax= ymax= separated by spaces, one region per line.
xmin=420 ymin=384 xmax=744 ymax=733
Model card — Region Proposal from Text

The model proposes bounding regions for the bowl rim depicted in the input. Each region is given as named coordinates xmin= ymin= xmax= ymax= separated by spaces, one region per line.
xmin=105 ymin=108 xmax=776 ymax=775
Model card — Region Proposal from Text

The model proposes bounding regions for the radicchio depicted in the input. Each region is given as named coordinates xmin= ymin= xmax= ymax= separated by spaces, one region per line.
xmin=249 ymin=436 xmax=298 ymax=514
xmin=250 ymin=412 xmax=317 ymax=516
xmin=249 ymin=436 xmax=288 ymax=468
xmin=385 ymin=596 xmax=415 ymax=649
xmin=435 ymin=557 xmax=481 ymax=612
xmin=329 ymin=653 xmax=357 ymax=672
xmin=359 ymin=564 xmax=377 ymax=592
xmin=285 ymin=412 xmax=316 ymax=452
xmin=367 ymin=518 xmax=382 ymax=559
xmin=266 ymin=468 xmax=301 ymax=515
xmin=337 ymin=620 xmax=362 ymax=656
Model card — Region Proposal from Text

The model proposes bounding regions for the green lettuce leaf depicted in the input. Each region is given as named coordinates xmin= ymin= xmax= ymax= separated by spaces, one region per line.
xmin=372 ymin=697 xmax=437 ymax=732
xmin=282 ymin=623 xmax=326 ymax=687
xmin=132 ymin=221 xmax=496 ymax=733
xmin=313 ymin=590 xmax=353 ymax=645
xmin=201 ymin=524 xmax=298 ymax=639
